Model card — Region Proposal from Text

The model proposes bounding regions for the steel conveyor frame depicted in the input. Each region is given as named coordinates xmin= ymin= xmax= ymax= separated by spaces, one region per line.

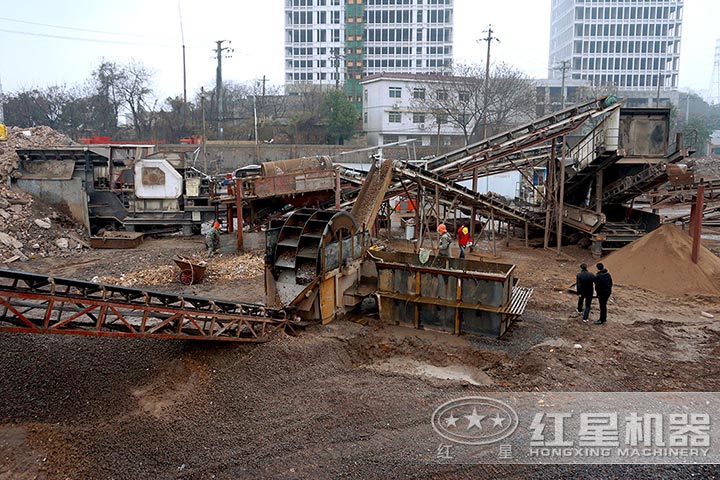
xmin=0 ymin=269 xmax=294 ymax=342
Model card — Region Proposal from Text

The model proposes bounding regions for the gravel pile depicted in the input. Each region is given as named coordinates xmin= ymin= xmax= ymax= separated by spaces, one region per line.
xmin=0 ymin=126 xmax=74 ymax=180
xmin=95 ymin=251 xmax=265 ymax=287
xmin=690 ymin=157 xmax=720 ymax=181
xmin=0 ymin=126 xmax=87 ymax=264
xmin=0 ymin=184 xmax=88 ymax=264
xmin=2 ymin=321 xmax=720 ymax=479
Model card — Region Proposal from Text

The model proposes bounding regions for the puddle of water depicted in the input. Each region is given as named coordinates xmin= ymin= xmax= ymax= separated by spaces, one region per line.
xmin=366 ymin=357 xmax=493 ymax=386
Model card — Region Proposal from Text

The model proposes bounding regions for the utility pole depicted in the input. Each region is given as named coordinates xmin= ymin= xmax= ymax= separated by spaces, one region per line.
xmin=478 ymin=25 xmax=499 ymax=140
xmin=330 ymin=48 xmax=343 ymax=89
xmin=555 ymin=60 xmax=571 ymax=109
xmin=214 ymin=40 xmax=233 ymax=139
xmin=261 ymin=74 xmax=267 ymax=123
xmin=200 ymin=87 xmax=207 ymax=172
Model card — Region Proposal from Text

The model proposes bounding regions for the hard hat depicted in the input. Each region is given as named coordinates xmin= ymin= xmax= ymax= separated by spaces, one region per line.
xmin=213 ymin=221 xmax=220 ymax=229
xmin=437 ymin=223 xmax=447 ymax=233
xmin=462 ymin=227 xmax=469 ymax=235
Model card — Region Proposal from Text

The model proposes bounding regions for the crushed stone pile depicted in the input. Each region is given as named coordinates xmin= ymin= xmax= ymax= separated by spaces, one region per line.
xmin=0 ymin=127 xmax=86 ymax=264
xmin=601 ymin=224 xmax=720 ymax=297
xmin=95 ymin=251 xmax=265 ymax=287
xmin=691 ymin=157 xmax=720 ymax=181
xmin=0 ymin=185 xmax=89 ymax=264
xmin=0 ymin=126 xmax=74 ymax=181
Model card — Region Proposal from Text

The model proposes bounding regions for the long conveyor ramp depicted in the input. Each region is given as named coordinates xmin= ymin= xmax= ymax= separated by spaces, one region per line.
xmin=0 ymin=269 xmax=295 ymax=342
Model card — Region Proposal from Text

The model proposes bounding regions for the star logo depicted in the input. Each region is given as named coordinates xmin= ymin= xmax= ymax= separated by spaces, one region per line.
xmin=432 ymin=396 xmax=519 ymax=446
xmin=491 ymin=413 xmax=506 ymax=428
xmin=464 ymin=408 xmax=485 ymax=430
xmin=445 ymin=413 xmax=459 ymax=428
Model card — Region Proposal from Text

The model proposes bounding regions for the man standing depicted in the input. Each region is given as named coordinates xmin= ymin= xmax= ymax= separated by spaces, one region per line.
xmin=437 ymin=223 xmax=452 ymax=257
xmin=593 ymin=263 xmax=613 ymax=325
xmin=206 ymin=221 xmax=221 ymax=257
xmin=575 ymin=263 xmax=595 ymax=322
xmin=457 ymin=224 xmax=471 ymax=259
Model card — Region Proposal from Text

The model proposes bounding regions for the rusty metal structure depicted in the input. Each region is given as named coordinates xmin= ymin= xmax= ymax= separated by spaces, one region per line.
xmin=340 ymin=98 xmax=694 ymax=256
xmin=0 ymin=269 xmax=294 ymax=342
xmin=14 ymin=145 xmax=215 ymax=234
xmin=372 ymin=251 xmax=532 ymax=337
xmin=265 ymin=208 xmax=369 ymax=323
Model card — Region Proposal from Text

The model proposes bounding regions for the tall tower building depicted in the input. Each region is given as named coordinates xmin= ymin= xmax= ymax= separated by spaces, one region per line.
xmin=284 ymin=0 xmax=454 ymax=103
xmin=548 ymin=0 xmax=683 ymax=94
xmin=709 ymin=39 xmax=720 ymax=105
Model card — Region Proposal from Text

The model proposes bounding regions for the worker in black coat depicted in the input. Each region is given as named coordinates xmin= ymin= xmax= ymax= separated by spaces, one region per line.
xmin=575 ymin=263 xmax=595 ymax=322
xmin=593 ymin=263 xmax=613 ymax=325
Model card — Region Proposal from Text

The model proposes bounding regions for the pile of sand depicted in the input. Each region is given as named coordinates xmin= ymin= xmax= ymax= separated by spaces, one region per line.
xmin=601 ymin=224 xmax=720 ymax=297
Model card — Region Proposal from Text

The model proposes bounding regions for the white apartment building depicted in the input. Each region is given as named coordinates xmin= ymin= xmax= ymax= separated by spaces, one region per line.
xmin=284 ymin=0 xmax=454 ymax=91
xmin=549 ymin=0 xmax=683 ymax=92
xmin=361 ymin=73 xmax=466 ymax=147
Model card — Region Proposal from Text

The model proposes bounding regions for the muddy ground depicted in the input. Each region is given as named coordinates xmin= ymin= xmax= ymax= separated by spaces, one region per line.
xmin=2 ymin=232 xmax=720 ymax=479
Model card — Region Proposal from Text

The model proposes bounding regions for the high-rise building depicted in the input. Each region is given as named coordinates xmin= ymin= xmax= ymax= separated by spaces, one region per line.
xmin=548 ymin=0 xmax=683 ymax=94
xmin=284 ymin=0 xmax=454 ymax=104
xmin=709 ymin=39 xmax=720 ymax=105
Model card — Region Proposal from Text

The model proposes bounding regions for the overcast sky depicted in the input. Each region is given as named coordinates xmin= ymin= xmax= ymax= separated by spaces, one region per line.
xmin=0 ymin=0 xmax=718 ymax=101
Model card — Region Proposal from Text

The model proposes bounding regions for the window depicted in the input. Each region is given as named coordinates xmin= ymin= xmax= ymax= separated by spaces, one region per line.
xmin=388 ymin=111 xmax=401 ymax=123
xmin=412 ymin=113 xmax=425 ymax=123
xmin=412 ymin=88 xmax=426 ymax=99
xmin=435 ymin=113 xmax=447 ymax=124
xmin=458 ymin=91 xmax=470 ymax=102
xmin=389 ymin=87 xmax=402 ymax=98
xmin=436 ymin=89 xmax=448 ymax=101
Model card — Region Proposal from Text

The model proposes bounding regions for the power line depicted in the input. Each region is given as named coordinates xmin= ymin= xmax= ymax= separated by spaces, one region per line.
xmin=0 ymin=15 xmax=173 ymax=39
xmin=0 ymin=26 xmax=207 ymax=49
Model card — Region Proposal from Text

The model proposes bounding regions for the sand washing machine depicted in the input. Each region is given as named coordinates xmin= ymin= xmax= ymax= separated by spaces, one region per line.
xmin=265 ymin=208 xmax=372 ymax=323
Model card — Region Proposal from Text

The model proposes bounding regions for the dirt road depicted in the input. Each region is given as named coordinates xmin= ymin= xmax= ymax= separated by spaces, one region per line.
xmin=1 ymin=234 xmax=720 ymax=478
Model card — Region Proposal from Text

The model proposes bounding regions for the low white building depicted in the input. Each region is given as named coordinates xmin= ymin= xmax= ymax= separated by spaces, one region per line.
xmin=361 ymin=73 xmax=468 ymax=148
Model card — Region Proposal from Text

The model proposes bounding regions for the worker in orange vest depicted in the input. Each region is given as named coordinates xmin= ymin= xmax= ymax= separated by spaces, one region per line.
xmin=457 ymin=223 xmax=472 ymax=259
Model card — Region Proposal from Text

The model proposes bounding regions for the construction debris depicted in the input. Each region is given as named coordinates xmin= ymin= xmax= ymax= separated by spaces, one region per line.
xmin=95 ymin=251 xmax=265 ymax=287
xmin=602 ymin=224 xmax=720 ymax=297
xmin=0 ymin=126 xmax=87 ymax=263
xmin=0 ymin=184 xmax=89 ymax=264
xmin=0 ymin=126 xmax=74 ymax=181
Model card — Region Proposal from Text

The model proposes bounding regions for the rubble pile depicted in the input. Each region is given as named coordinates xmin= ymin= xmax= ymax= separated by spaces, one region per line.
xmin=692 ymin=157 xmax=720 ymax=181
xmin=0 ymin=126 xmax=74 ymax=180
xmin=205 ymin=252 xmax=264 ymax=281
xmin=95 ymin=251 xmax=265 ymax=287
xmin=0 ymin=126 xmax=86 ymax=263
xmin=0 ymin=184 xmax=89 ymax=264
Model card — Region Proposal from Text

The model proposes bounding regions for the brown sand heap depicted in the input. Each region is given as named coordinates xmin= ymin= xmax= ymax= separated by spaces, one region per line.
xmin=601 ymin=224 xmax=720 ymax=297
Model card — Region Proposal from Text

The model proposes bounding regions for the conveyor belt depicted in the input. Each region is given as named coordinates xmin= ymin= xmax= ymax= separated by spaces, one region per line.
xmin=0 ymin=269 xmax=295 ymax=342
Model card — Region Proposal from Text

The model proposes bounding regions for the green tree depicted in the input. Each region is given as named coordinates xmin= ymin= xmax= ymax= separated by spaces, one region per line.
xmin=321 ymin=90 xmax=358 ymax=144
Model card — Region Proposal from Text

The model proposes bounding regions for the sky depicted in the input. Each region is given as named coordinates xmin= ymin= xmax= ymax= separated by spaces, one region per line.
xmin=0 ymin=0 xmax=718 ymax=102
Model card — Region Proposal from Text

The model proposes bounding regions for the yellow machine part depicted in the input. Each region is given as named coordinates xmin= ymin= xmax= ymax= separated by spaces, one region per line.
xmin=0 ymin=124 xmax=6 ymax=141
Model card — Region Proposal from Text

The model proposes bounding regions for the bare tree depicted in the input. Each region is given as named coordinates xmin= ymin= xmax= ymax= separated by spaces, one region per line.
xmin=409 ymin=62 xmax=535 ymax=144
xmin=115 ymin=61 xmax=156 ymax=139
xmin=89 ymin=60 xmax=124 ymax=136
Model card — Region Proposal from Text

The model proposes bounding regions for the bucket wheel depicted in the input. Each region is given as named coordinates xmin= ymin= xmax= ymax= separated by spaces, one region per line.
xmin=179 ymin=269 xmax=194 ymax=285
